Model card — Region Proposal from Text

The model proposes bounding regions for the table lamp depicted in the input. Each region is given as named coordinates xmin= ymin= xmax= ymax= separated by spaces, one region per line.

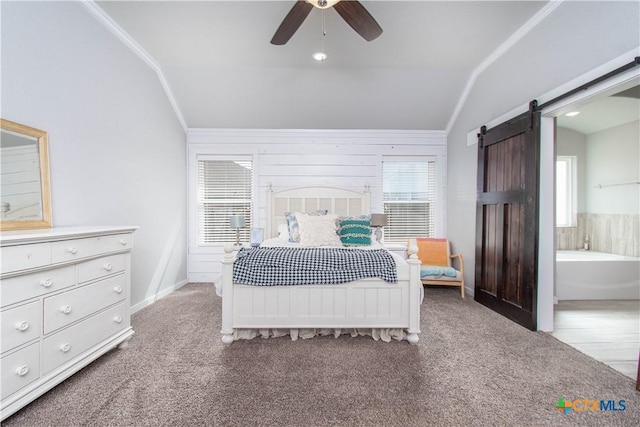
xmin=370 ymin=213 xmax=387 ymax=243
xmin=229 ymin=215 xmax=245 ymax=246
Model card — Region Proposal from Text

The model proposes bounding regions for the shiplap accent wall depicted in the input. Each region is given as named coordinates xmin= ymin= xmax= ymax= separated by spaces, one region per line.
xmin=187 ymin=129 xmax=447 ymax=283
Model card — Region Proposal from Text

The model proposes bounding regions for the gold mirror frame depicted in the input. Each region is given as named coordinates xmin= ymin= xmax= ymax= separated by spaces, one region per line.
xmin=1 ymin=118 xmax=52 ymax=230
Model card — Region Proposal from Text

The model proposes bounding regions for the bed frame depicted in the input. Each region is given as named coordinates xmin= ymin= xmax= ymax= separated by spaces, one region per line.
xmin=220 ymin=185 xmax=422 ymax=344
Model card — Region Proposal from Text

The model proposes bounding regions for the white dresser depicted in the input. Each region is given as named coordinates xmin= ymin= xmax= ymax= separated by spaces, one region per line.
xmin=0 ymin=226 xmax=137 ymax=420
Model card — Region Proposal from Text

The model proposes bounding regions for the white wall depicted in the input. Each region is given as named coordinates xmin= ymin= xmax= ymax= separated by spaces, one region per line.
xmin=1 ymin=2 xmax=188 ymax=310
xmin=446 ymin=0 xmax=639 ymax=303
xmin=187 ymin=129 xmax=446 ymax=283
xmin=586 ymin=120 xmax=640 ymax=214
xmin=556 ymin=121 xmax=640 ymax=216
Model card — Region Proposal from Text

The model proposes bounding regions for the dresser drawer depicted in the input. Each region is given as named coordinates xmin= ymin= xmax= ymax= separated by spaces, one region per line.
xmin=1 ymin=343 xmax=40 ymax=400
xmin=51 ymin=233 xmax=133 ymax=264
xmin=42 ymin=303 xmax=127 ymax=375
xmin=43 ymin=274 xmax=126 ymax=334
xmin=1 ymin=243 xmax=51 ymax=275
xmin=1 ymin=265 xmax=76 ymax=308
xmin=77 ymin=253 xmax=127 ymax=284
xmin=1 ymin=302 xmax=41 ymax=354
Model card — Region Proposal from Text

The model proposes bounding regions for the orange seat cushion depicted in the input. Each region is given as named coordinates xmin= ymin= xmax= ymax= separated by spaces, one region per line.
xmin=416 ymin=238 xmax=450 ymax=267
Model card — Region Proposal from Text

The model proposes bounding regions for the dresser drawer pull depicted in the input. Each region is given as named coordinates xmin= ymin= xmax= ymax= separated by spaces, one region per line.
xmin=60 ymin=343 xmax=71 ymax=353
xmin=119 ymin=239 xmax=128 ymax=246
xmin=67 ymin=247 xmax=78 ymax=255
xmin=40 ymin=277 xmax=53 ymax=288
xmin=103 ymin=263 xmax=113 ymax=272
xmin=114 ymin=315 xmax=123 ymax=324
xmin=15 ymin=321 xmax=30 ymax=331
xmin=60 ymin=305 xmax=72 ymax=314
xmin=113 ymin=286 xmax=123 ymax=294
xmin=15 ymin=365 xmax=30 ymax=377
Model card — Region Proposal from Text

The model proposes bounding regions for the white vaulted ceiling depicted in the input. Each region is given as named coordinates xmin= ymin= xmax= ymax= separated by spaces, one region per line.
xmin=95 ymin=1 xmax=549 ymax=130
xmin=556 ymin=87 xmax=640 ymax=135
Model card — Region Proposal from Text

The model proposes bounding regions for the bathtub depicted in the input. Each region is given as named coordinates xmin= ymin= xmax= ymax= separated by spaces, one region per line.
xmin=555 ymin=250 xmax=640 ymax=300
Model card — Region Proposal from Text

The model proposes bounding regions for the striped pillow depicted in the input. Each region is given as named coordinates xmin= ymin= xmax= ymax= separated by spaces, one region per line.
xmin=339 ymin=218 xmax=372 ymax=246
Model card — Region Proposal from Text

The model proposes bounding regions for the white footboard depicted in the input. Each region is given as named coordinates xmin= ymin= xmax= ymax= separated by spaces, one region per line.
xmin=221 ymin=246 xmax=422 ymax=344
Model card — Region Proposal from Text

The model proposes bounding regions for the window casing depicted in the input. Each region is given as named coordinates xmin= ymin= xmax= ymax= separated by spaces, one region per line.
xmin=556 ymin=156 xmax=577 ymax=227
xmin=197 ymin=157 xmax=253 ymax=245
xmin=382 ymin=157 xmax=437 ymax=242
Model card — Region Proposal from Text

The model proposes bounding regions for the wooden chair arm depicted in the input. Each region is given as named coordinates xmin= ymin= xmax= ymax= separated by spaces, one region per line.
xmin=450 ymin=253 xmax=464 ymax=275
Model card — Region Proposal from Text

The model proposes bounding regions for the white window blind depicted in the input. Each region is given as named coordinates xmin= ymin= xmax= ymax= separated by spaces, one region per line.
xmin=556 ymin=156 xmax=577 ymax=227
xmin=382 ymin=158 xmax=436 ymax=241
xmin=197 ymin=159 xmax=252 ymax=245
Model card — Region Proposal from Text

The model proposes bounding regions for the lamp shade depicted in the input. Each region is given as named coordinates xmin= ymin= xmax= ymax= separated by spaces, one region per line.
xmin=229 ymin=215 xmax=245 ymax=229
xmin=370 ymin=214 xmax=387 ymax=227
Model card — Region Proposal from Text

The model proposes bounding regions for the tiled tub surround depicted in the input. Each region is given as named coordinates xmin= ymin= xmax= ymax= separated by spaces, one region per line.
xmin=556 ymin=213 xmax=640 ymax=258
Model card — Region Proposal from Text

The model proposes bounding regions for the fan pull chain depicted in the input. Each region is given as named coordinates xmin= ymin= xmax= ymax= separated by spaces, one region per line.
xmin=321 ymin=10 xmax=326 ymax=51
xmin=313 ymin=10 xmax=328 ymax=61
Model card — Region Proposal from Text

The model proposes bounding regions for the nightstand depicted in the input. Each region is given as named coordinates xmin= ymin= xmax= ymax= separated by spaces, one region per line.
xmin=383 ymin=243 xmax=407 ymax=260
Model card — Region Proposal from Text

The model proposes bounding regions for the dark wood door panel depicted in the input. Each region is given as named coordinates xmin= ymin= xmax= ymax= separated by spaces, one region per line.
xmin=503 ymin=203 xmax=524 ymax=306
xmin=475 ymin=103 xmax=540 ymax=331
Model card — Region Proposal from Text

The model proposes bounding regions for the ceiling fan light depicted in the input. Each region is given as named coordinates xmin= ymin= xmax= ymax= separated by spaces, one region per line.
xmin=312 ymin=51 xmax=327 ymax=61
xmin=306 ymin=0 xmax=341 ymax=9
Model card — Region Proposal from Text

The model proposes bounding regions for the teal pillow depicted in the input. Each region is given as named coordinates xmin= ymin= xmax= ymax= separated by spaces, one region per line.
xmin=339 ymin=219 xmax=371 ymax=246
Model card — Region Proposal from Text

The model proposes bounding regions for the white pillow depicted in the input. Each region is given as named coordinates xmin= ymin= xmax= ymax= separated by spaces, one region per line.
xmin=296 ymin=212 xmax=343 ymax=247
xmin=277 ymin=223 xmax=290 ymax=241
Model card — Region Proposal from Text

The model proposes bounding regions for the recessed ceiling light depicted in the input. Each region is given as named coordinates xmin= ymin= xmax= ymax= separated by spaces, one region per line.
xmin=565 ymin=111 xmax=580 ymax=117
xmin=312 ymin=51 xmax=327 ymax=61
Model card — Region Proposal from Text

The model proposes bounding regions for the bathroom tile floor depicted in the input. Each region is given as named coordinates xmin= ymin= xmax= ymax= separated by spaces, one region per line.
xmin=552 ymin=300 xmax=639 ymax=380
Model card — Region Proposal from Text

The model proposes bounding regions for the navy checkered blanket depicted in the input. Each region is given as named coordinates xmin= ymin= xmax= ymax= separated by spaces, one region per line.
xmin=233 ymin=246 xmax=397 ymax=286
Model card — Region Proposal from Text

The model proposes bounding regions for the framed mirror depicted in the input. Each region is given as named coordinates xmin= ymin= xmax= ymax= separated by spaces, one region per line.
xmin=1 ymin=118 xmax=52 ymax=230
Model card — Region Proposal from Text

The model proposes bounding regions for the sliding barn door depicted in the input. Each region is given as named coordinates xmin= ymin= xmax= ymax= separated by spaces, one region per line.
xmin=475 ymin=102 xmax=540 ymax=330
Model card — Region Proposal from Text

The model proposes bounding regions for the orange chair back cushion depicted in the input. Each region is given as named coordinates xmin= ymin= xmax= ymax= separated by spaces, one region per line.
xmin=416 ymin=238 xmax=450 ymax=267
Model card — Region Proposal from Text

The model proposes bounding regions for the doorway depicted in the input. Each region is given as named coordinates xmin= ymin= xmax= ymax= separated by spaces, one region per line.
xmin=549 ymin=82 xmax=640 ymax=380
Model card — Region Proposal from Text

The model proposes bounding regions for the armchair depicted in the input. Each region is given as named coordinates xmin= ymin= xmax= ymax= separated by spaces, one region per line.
xmin=412 ymin=237 xmax=465 ymax=298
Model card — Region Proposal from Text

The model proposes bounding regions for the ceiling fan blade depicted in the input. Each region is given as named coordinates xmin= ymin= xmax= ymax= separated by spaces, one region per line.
xmin=333 ymin=1 xmax=383 ymax=42
xmin=271 ymin=1 xmax=314 ymax=45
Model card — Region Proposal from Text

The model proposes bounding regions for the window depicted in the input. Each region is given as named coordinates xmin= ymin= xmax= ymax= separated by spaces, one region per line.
xmin=382 ymin=158 xmax=436 ymax=241
xmin=197 ymin=157 xmax=253 ymax=245
xmin=556 ymin=156 xmax=577 ymax=227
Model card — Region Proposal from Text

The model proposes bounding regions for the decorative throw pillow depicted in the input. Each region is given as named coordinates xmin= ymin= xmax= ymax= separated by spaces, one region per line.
xmin=285 ymin=210 xmax=328 ymax=243
xmin=296 ymin=213 xmax=343 ymax=247
xmin=277 ymin=223 xmax=290 ymax=241
xmin=339 ymin=218 xmax=372 ymax=246
xmin=415 ymin=238 xmax=450 ymax=267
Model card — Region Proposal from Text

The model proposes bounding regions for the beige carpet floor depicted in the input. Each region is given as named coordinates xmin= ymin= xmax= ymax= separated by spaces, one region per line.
xmin=3 ymin=283 xmax=640 ymax=426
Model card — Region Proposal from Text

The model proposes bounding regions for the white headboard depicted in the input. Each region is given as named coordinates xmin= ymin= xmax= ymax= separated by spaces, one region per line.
xmin=265 ymin=184 xmax=371 ymax=238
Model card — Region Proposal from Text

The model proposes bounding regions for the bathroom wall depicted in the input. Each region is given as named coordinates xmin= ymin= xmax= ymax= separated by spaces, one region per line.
xmin=555 ymin=127 xmax=586 ymax=251
xmin=556 ymin=120 xmax=640 ymax=257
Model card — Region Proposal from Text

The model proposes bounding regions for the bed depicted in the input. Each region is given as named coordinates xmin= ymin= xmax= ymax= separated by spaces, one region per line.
xmin=220 ymin=185 xmax=422 ymax=344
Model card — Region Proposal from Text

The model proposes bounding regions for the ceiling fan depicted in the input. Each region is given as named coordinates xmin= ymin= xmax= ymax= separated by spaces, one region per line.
xmin=270 ymin=0 xmax=383 ymax=45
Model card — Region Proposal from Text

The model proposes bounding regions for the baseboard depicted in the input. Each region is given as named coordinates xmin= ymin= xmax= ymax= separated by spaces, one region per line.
xmin=130 ymin=280 xmax=189 ymax=314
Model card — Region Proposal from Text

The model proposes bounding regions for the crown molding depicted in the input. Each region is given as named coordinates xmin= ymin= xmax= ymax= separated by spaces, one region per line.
xmin=79 ymin=1 xmax=188 ymax=132
xmin=445 ymin=1 xmax=564 ymax=134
